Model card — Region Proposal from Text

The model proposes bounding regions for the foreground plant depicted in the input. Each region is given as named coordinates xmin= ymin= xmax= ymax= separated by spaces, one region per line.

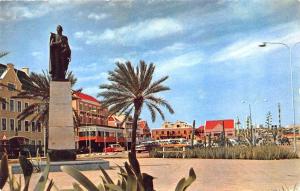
xmin=62 ymin=152 xmax=196 ymax=191
xmin=0 ymin=152 xmax=196 ymax=191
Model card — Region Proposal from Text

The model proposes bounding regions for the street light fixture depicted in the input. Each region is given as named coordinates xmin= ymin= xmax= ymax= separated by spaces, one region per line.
xmin=259 ymin=41 xmax=300 ymax=153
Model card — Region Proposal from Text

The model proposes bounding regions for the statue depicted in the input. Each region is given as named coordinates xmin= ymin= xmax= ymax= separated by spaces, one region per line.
xmin=49 ymin=25 xmax=71 ymax=81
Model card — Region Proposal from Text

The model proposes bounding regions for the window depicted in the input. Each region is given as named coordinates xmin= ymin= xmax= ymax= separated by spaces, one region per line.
xmin=10 ymin=119 xmax=15 ymax=131
xmin=1 ymin=118 xmax=7 ymax=131
xmin=161 ymin=131 xmax=164 ymax=135
xmin=10 ymin=100 xmax=14 ymax=112
xmin=25 ymin=102 xmax=29 ymax=109
xmin=7 ymin=83 xmax=16 ymax=91
xmin=17 ymin=101 xmax=22 ymax=112
xmin=79 ymin=103 xmax=83 ymax=110
xmin=31 ymin=121 xmax=35 ymax=132
xmin=36 ymin=122 xmax=41 ymax=132
xmin=1 ymin=99 xmax=6 ymax=110
xmin=105 ymin=132 xmax=109 ymax=137
xmin=38 ymin=140 xmax=42 ymax=145
xmin=25 ymin=121 xmax=29 ymax=131
xmin=31 ymin=140 xmax=35 ymax=146
xmin=17 ymin=120 xmax=22 ymax=131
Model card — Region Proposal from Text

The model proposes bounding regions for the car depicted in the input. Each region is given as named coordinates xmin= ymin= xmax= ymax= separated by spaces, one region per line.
xmin=136 ymin=144 xmax=148 ymax=153
xmin=136 ymin=141 xmax=160 ymax=153
xmin=103 ymin=144 xmax=125 ymax=152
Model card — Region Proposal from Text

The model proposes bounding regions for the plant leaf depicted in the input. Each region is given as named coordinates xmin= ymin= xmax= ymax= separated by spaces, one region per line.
xmin=105 ymin=183 xmax=123 ymax=191
xmin=99 ymin=166 xmax=114 ymax=184
xmin=175 ymin=168 xmax=196 ymax=191
xmin=61 ymin=166 xmax=98 ymax=191
xmin=126 ymin=174 xmax=137 ymax=191
xmin=33 ymin=157 xmax=50 ymax=191
xmin=0 ymin=153 xmax=9 ymax=189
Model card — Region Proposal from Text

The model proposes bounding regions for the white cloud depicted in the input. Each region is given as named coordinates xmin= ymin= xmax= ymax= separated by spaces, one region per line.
xmin=0 ymin=5 xmax=50 ymax=21
xmin=74 ymin=17 xmax=183 ymax=45
xmin=158 ymin=50 xmax=203 ymax=73
xmin=144 ymin=42 xmax=187 ymax=56
xmin=87 ymin=13 xmax=108 ymax=21
xmin=212 ymin=22 xmax=300 ymax=63
xmin=31 ymin=51 xmax=42 ymax=57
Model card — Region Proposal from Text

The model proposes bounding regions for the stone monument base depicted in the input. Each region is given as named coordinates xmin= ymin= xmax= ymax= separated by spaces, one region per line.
xmin=48 ymin=81 xmax=76 ymax=161
xmin=11 ymin=159 xmax=110 ymax=173
xmin=48 ymin=149 xmax=76 ymax=161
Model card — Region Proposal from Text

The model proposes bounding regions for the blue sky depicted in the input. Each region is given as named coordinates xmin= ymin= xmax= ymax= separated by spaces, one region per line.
xmin=1 ymin=0 xmax=300 ymax=129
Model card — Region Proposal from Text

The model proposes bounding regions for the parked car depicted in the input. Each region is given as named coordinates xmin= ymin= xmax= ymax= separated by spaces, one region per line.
xmin=103 ymin=144 xmax=125 ymax=152
xmin=136 ymin=141 xmax=160 ymax=153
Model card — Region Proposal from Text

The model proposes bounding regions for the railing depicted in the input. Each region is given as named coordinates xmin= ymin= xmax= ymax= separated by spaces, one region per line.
xmin=156 ymin=144 xmax=188 ymax=159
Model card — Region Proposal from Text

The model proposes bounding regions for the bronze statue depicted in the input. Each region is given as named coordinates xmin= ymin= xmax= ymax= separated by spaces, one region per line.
xmin=49 ymin=25 xmax=71 ymax=81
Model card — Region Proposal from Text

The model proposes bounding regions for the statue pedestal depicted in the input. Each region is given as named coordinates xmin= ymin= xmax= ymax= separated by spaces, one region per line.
xmin=48 ymin=81 xmax=76 ymax=161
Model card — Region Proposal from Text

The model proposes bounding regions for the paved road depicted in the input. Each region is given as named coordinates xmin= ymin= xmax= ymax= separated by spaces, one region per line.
xmin=7 ymin=158 xmax=299 ymax=191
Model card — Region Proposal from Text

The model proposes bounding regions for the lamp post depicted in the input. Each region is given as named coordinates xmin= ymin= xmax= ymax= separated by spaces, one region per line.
xmin=241 ymin=101 xmax=253 ymax=145
xmin=259 ymin=41 xmax=300 ymax=153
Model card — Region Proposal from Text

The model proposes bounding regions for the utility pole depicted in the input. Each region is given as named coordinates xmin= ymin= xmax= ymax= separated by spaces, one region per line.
xmin=191 ymin=120 xmax=195 ymax=148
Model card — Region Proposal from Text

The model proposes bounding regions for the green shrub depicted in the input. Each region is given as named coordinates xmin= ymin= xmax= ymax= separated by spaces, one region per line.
xmin=150 ymin=146 xmax=298 ymax=160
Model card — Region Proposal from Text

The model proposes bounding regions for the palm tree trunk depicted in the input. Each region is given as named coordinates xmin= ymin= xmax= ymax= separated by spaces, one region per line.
xmin=131 ymin=108 xmax=140 ymax=159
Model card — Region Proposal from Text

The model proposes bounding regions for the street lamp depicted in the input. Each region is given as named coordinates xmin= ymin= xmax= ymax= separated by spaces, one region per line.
xmin=241 ymin=100 xmax=253 ymax=145
xmin=259 ymin=41 xmax=300 ymax=153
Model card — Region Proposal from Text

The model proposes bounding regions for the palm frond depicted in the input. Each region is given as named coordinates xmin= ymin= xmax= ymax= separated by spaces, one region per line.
xmin=0 ymin=52 xmax=9 ymax=58
xmin=146 ymin=95 xmax=174 ymax=114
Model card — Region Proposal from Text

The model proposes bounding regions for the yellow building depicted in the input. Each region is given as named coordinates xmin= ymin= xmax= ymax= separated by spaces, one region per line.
xmin=0 ymin=63 xmax=44 ymax=156
xmin=161 ymin=120 xmax=192 ymax=129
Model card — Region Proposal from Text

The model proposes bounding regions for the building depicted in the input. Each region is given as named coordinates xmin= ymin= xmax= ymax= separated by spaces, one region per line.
xmin=72 ymin=92 xmax=147 ymax=151
xmin=203 ymin=119 xmax=235 ymax=137
xmin=152 ymin=120 xmax=193 ymax=140
xmin=161 ymin=121 xmax=192 ymax=129
xmin=108 ymin=114 xmax=143 ymax=146
xmin=72 ymin=92 xmax=108 ymax=126
xmin=0 ymin=64 xmax=44 ymax=156
xmin=138 ymin=120 xmax=151 ymax=140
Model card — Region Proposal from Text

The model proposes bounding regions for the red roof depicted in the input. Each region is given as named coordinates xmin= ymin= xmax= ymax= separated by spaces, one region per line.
xmin=75 ymin=92 xmax=99 ymax=103
xmin=198 ymin=125 xmax=204 ymax=129
xmin=138 ymin=120 xmax=148 ymax=129
xmin=205 ymin=119 xmax=234 ymax=130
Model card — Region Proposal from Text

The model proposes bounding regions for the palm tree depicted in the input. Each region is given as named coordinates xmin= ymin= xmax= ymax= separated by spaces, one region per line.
xmin=13 ymin=71 xmax=80 ymax=153
xmin=98 ymin=61 xmax=174 ymax=160
xmin=0 ymin=51 xmax=9 ymax=104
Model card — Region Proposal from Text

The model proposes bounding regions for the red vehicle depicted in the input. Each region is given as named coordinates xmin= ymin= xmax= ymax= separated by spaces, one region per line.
xmin=103 ymin=144 xmax=125 ymax=152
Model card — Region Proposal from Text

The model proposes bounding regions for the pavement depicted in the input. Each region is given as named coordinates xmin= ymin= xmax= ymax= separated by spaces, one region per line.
xmin=5 ymin=157 xmax=300 ymax=191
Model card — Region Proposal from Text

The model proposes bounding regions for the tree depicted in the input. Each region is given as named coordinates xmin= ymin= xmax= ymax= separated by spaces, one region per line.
xmin=265 ymin=111 xmax=272 ymax=129
xmin=98 ymin=61 xmax=174 ymax=162
xmin=13 ymin=71 xmax=80 ymax=153
xmin=0 ymin=51 xmax=9 ymax=104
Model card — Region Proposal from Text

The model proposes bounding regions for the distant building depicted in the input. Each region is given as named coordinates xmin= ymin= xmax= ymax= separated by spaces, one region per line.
xmin=0 ymin=64 xmax=44 ymax=156
xmin=152 ymin=120 xmax=193 ymax=140
xmin=138 ymin=120 xmax=151 ymax=140
xmin=72 ymin=92 xmax=108 ymax=126
xmin=161 ymin=121 xmax=192 ymax=129
xmin=204 ymin=119 xmax=235 ymax=137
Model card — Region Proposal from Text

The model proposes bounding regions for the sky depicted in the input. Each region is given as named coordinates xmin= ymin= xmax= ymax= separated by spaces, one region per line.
xmin=1 ymin=0 xmax=300 ymax=129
